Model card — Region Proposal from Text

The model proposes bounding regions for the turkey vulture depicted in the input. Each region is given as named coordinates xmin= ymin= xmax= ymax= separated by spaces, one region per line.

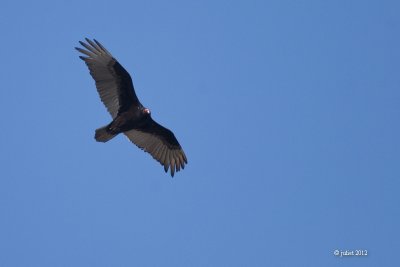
xmin=75 ymin=38 xmax=187 ymax=177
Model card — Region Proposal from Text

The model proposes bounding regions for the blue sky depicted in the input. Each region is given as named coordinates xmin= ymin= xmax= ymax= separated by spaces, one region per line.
xmin=1 ymin=0 xmax=399 ymax=266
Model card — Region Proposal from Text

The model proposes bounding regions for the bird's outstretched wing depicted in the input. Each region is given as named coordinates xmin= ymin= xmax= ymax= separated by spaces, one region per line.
xmin=76 ymin=38 xmax=140 ymax=118
xmin=124 ymin=119 xmax=187 ymax=177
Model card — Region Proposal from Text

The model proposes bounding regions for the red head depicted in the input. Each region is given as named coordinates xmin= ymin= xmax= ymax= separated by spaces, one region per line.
xmin=143 ymin=108 xmax=151 ymax=115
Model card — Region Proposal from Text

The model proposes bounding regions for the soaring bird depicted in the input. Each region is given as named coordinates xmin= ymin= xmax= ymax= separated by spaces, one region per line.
xmin=76 ymin=38 xmax=187 ymax=177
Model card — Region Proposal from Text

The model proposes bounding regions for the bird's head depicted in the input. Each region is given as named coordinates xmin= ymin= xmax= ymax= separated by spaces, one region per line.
xmin=143 ymin=108 xmax=151 ymax=115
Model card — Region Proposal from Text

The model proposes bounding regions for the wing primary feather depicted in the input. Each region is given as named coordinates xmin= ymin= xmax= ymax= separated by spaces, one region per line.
xmin=171 ymin=151 xmax=180 ymax=172
xmin=160 ymin=147 xmax=168 ymax=166
xmin=164 ymin=149 xmax=171 ymax=166
xmin=153 ymin=145 xmax=163 ymax=162
xmin=164 ymin=164 xmax=169 ymax=173
xmin=163 ymin=148 xmax=169 ymax=172
xmin=177 ymin=151 xmax=185 ymax=170
xmin=175 ymin=152 xmax=181 ymax=172
xmin=79 ymin=41 xmax=99 ymax=55
xmin=75 ymin=47 xmax=96 ymax=58
xmin=182 ymin=151 xmax=188 ymax=164
xmin=170 ymin=158 xmax=176 ymax=177
xmin=85 ymin=38 xmax=102 ymax=53
xmin=94 ymin=39 xmax=112 ymax=56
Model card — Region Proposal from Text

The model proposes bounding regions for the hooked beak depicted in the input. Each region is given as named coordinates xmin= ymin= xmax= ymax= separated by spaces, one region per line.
xmin=144 ymin=108 xmax=151 ymax=114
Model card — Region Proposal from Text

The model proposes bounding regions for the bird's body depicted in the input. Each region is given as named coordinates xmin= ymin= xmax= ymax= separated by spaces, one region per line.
xmin=76 ymin=38 xmax=187 ymax=177
xmin=108 ymin=106 xmax=149 ymax=134
xmin=94 ymin=106 xmax=146 ymax=142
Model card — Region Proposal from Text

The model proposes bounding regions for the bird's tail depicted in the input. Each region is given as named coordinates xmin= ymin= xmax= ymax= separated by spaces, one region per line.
xmin=95 ymin=125 xmax=117 ymax=142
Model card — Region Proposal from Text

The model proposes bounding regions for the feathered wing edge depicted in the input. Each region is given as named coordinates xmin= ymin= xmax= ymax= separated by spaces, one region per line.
xmin=124 ymin=129 xmax=187 ymax=177
xmin=75 ymin=38 xmax=139 ymax=118
xmin=75 ymin=38 xmax=121 ymax=118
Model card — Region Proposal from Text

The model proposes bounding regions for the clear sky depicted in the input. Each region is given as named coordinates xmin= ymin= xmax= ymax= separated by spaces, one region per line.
xmin=1 ymin=0 xmax=399 ymax=266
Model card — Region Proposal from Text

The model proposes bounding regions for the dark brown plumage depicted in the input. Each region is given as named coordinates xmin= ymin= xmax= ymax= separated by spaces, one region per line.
xmin=76 ymin=38 xmax=187 ymax=177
